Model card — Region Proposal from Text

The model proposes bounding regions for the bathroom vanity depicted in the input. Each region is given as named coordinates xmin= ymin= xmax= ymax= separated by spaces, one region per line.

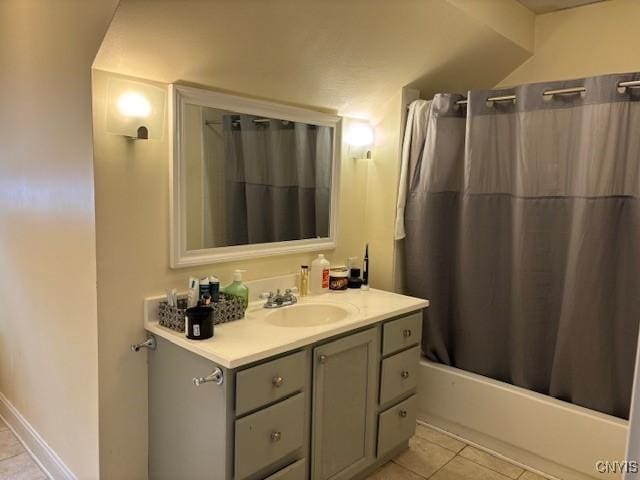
xmin=144 ymin=288 xmax=428 ymax=480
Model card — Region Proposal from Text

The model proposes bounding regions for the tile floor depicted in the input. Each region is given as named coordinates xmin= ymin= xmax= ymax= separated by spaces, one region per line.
xmin=0 ymin=418 xmax=46 ymax=480
xmin=368 ymin=423 xmax=554 ymax=480
xmin=0 ymin=417 xmax=555 ymax=480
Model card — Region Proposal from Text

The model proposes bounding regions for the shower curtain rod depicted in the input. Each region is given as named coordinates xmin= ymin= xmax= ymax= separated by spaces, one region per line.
xmin=407 ymin=79 xmax=640 ymax=108
xmin=205 ymin=118 xmax=317 ymax=128
xmin=205 ymin=118 xmax=277 ymax=126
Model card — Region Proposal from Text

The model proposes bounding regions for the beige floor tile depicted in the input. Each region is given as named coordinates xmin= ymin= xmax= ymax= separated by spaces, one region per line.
xmin=459 ymin=446 xmax=523 ymax=479
xmin=0 ymin=452 xmax=46 ymax=480
xmin=414 ymin=424 xmax=466 ymax=453
xmin=431 ymin=456 xmax=512 ymax=480
xmin=393 ymin=436 xmax=456 ymax=478
xmin=520 ymin=471 xmax=550 ymax=480
xmin=0 ymin=430 xmax=24 ymax=461
xmin=368 ymin=461 xmax=426 ymax=480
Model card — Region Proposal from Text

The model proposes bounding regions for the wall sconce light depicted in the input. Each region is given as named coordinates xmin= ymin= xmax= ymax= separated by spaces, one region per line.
xmin=106 ymin=77 xmax=165 ymax=140
xmin=345 ymin=121 xmax=374 ymax=159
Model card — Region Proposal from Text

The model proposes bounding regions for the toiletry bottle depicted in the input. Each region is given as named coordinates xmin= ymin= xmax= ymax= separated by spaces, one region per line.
xmin=209 ymin=276 xmax=220 ymax=302
xmin=199 ymin=277 xmax=210 ymax=302
xmin=187 ymin=277 xmax=200 ymax=308
xmin=347 ymin=256 xmax=363 ymax=288
xmin=310 ymin=254 xmax=330 ymax=294
xmin=224 ymin=270 xmax=249 ymax=309
xmin=300 ymin=265 xmax=309 ymax=297
xmin=362 ymin=244 xmax=369 ymax=290
xmin=348 ymin=268 xmax=363 ymax=289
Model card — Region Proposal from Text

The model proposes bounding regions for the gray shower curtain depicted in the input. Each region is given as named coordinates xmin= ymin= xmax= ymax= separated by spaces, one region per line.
xmin=403 ymin=73 xmax=640 ymax=418
xmin=223 ymin=114 xmax=332 ymax=245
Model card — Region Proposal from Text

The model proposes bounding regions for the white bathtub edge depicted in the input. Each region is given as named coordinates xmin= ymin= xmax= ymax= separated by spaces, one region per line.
xmin=417 ymin=359 xmax=628 ymax=480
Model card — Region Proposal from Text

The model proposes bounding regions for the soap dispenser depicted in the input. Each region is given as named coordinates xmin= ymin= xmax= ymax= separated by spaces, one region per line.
xmin=224 ymin=270 xmax=249 ymax=310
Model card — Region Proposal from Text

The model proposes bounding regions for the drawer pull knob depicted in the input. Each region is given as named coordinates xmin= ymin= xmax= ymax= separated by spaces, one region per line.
xmin=272 ymin=376 xmax=284 ymax=387
xmin=399 ymin=409 xmax=408 ymax=418
xmin=319 ymin=355 xmax=328 ymax=364
xmin=403 ymin=329 xmax=412 ymax=338
xmin=401 ymin=370 xmax=410 ymax=379
xmin=270 ymin=431 xmax=282 ymax=442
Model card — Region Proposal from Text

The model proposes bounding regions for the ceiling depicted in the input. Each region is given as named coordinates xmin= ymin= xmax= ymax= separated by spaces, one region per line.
xmin=94 ymin=0 xmax=534 ymax=119
xmin=517 ymin=0 xmax=604 ymax=14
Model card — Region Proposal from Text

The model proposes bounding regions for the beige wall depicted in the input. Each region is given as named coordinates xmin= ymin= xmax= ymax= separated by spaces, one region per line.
xmin=446 ymin=0 xmax=535 ymax=52
xmin=363 ymin=91 xmax=408 ymax=292
xmin=94 ymin=0 xmax=533 ymax=119
xmin=499 ymin=0 xmax=640 ymax=87
xmin=92 ymin=70 xmax=369 ymax=478
xmin=0 ymin=1 xmax=117 ymax=478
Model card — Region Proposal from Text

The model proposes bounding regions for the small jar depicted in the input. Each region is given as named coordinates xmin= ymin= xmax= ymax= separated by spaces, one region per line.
xmin=348 ymin=268 xmax=363 ymax=289
xmin=329 ymin=267 xmax=349 ymax=291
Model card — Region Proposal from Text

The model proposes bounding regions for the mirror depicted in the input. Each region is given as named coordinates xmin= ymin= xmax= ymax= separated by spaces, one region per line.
xmin=170 ymin=85 xmax=341 ymax=267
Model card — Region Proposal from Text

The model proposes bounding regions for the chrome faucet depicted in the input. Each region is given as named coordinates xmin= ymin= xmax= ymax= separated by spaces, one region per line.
xmin=260 ymin=288 xmax=298 ymax=309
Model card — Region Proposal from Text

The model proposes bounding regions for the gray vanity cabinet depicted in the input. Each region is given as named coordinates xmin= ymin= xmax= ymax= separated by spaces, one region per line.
xmin=311 ymin=328 xmax=379 ymax=480
xmin=148 ymin=336 xmax=235 ymax=480
xmin=147 ymin=309 xmax=424 ymax=480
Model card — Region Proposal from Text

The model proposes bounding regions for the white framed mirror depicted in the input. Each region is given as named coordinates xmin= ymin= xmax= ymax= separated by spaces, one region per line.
xmin=169 ymin=85 xmax=341 ymax=267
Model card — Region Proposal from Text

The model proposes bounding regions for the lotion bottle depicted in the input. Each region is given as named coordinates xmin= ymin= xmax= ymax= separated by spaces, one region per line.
xmin=224 ymin=270 xmax=249 ymax=310
xmin=310 ymin=254 xmax=330 ymax=294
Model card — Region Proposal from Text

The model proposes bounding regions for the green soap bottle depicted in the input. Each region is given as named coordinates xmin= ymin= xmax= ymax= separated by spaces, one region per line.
xmin=224 ymin=269 xmax=249 ymax=310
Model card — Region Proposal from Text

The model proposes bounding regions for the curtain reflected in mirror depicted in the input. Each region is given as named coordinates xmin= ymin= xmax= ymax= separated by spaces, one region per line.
xmin=185 ymin=105 xmax=333 ymax=250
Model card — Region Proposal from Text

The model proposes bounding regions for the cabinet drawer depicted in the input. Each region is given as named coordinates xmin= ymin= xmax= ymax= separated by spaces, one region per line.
xmin=379 ymin=346 xmax=419 ymax=406
xmin=382 ymin=312 xmax=422 ymax=356
xmin=265 ymin=458 xmax=307 ymax=480
xmin=235 ymin=393 xmax=305 ymax=480
xmin=377 ymin=394 xmax=417 ymax=458
xmin=236 ymin=350 xmax=307 ymax=416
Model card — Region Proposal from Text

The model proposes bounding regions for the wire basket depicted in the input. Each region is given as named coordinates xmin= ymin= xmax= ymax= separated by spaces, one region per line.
xmin=157 ymin=292 xmax=245 ymax=333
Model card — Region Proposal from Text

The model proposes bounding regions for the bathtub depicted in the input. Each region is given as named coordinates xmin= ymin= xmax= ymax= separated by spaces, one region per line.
xmin=417 ymin=359 xmax=629 ymax=480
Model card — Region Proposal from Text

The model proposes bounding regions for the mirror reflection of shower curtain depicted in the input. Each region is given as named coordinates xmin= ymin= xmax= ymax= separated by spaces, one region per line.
xmin=221 ymin=114 xmax=332 ymax=246
xmin=402 ymin=73 xmax=640 ymax=418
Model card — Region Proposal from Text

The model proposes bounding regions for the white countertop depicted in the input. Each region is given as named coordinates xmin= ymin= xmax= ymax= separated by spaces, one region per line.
xmin=144 ymin=288 xmax=429 ymax=369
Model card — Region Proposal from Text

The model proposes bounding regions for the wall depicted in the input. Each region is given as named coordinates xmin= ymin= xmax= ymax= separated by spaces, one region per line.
xmin=0 ymin=1 xmax=118 ymax=478
xmin=362 ymin=89 xmax=419 ymax=293
xmin=499 ymin=0 xmax=640 ymax=87
xmin=92 ymin=70 xmax=369 ymax=478
xmin=94 ymin=0 xmax=533 ymax=119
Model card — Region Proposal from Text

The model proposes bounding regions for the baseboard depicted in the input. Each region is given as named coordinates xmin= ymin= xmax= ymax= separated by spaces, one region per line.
xmin=0 ymin=392 xmax=75 ymax=480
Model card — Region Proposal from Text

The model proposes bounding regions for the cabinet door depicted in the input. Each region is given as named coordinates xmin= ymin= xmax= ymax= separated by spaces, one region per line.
xmin=311 ymin=328 xmax=379 ymax=480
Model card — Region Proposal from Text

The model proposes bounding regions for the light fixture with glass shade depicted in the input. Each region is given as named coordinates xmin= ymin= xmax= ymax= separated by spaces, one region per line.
xmin=345 ymin=121 xmax=374 ymax=159
xmin=106 ymin=77 xmax=166 ymax=140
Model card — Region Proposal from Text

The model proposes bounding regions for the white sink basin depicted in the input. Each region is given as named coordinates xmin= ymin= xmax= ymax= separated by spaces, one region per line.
xmin=265 ymin=303 xmax=354 ymax=327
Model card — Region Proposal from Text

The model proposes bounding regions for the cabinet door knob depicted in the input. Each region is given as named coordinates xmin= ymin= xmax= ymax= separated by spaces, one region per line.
xmin=272 ymin=376 xmax=284 ymax=387
xmin=270 ymin=431 xmax=282 ymax=442
xmin=318 ymin=355 xmax=328 ymax=364
xmin=399 ymin=409 xmax=408 ymax=418
xmin=402 ymin=329 xmax=412 ymax=338
xmin=401 ymin=370 xmax=410 ymax=379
